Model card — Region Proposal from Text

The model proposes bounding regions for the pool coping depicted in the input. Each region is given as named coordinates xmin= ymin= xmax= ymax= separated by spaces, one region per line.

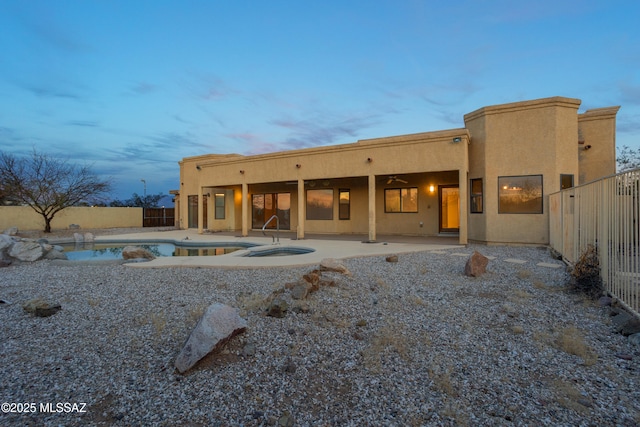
xmin=78 ymin=230 xmax=463 ymax=268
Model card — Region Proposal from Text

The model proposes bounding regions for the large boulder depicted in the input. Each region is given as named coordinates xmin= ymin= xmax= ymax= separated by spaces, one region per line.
xmin=1 ymin=235 xmax=68 ymax=263
xmin=122 ymin=246 xmax=155 ymax=260
xmin=175 ymin=303 xmax=247 ymax=373
xmin=9 ymin=241 xmax=45 ymax=262
xmin=464 ymin=251 xmax=489 ymax=277
xmin=22 ymin=298 xmax=62 ymax=317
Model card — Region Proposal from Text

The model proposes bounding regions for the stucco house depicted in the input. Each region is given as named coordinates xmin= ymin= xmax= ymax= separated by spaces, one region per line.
xmin=174 ymin=96 xmax=619 ymax=245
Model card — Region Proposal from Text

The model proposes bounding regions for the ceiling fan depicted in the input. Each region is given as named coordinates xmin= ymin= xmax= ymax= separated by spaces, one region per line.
xmin=386 ymin=175 xmax=408 ymax=184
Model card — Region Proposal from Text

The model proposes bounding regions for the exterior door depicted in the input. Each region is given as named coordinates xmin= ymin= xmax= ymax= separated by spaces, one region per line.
xmin=439 ymin=186 xmax=459 ymax=232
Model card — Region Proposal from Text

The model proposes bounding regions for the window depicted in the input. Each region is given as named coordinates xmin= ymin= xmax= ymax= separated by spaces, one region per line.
xmin=470 ymin=178 xmax=483 ymax=213
xmin=214 ymin=193 xmax=225 ymax=219
xmin=306 ymin=189 xmax=333 ymax=220
xmin=252 ymin=193 xmax=290 ymax=229
xmin=384 ymin=188 xmax=418 ymax=213
xmin=560 ymin=174 xmax=574 ymax=190
xmin=498 ymin=175 xmax=543 ymax=214
xmin=339 ymin=189 xmax=350 ymax=220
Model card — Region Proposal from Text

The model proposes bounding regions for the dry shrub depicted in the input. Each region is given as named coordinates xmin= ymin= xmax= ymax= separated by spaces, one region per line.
xmin=534 ymin=325 xmax=597 ymax=365
xmin=512 ymin=324 xmax=525 ymax=334
xmin=517 ymin=269 xmax=532 ymax=280
xmin=568 ymin=244 xmax=603 ymax=299
xmin=550 ymin=378 xmax=591 ymax=415
xmin=555 ymin=326 xmax=598 ymax=366
xmin=362 ymin=321 xmax=411 ymax=371
xmin=187 ymin=304 xmax=207 ymax=324
xmin=150 ymin=312 xmax=166 ymax=335
xmin=429 ymin=365 xmax=457 ymax=397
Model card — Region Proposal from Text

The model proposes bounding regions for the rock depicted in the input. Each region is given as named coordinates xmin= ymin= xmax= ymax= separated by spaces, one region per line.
xmin=3 ymin=226 xmax=18 ymax=236
xmin=283 ymin=357 xmax=296 ymax=373
xmin=621 ymin=316 xmax=640 ymax=336
xmin=9 ymin=241 xmax=45 ymax=262
xmin=386 ymin=255 xmax=399 ymax=263
xmin=73 ymin=232 xmax=84 ymax=242
xmin=242 ymin=342 xmax=256 ymax=357
xmin=464 ymin=251 xmax=489 ymax=277
xmin=598 ymin=296 xmax=613 ymax=307
xmin=122 ymin=246 xmax=156 ymax=260
xmin=84 ymin=232 xmax=95 ymax=242
xmin=0 ymin=234 xmax=13 ymax=251
xmin=22 ymin=299 xmax=62 ymax=317
xmin=44 ymin=248 xmax=68 ymax=260
xmin=277 ymin=411 xmax=295 ymax=427
xmin=68 ymin=224 xmax=81 ymax=229
xmin=302 ymin=270 xmax=321 ymax=291
xmin=320 ymin=258 xmax=351 ymax=275
xmin=611 ymin=311 xmax=633 ymax=333
xmin=291 ymin=301 xmax=310 ymax=314
xmin=175 ymin=303 xmax=247 ymax=374
xmin=628 ymin=333 xmax=640 ymax=346
xmin=267 ymin=298 xmax=289 ymax=318
xmin=290 ymin=282 xmax=312 ymax=300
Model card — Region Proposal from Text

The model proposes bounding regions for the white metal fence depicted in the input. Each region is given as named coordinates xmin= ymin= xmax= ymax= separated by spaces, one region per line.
xmin=549 ymin=169 xmax=640 ymax=315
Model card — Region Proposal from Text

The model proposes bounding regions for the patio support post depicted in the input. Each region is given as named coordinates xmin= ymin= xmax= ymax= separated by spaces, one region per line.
xmin=241 ymin=182 xmax=248 ymax=237
xmin=368 ymin=174 xmax=376 ymax=242
xmin=297 ymin=178 xmax=305 ymax=239
xmin=458 ymin=169 xmax=468 ymax=244
xmin=197 ymin=186 xmax=204 ymax=234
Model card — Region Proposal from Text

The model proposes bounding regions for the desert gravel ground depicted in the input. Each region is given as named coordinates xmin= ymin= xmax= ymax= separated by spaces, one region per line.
xmin=1 ymin=228 xmax=639 ymax=426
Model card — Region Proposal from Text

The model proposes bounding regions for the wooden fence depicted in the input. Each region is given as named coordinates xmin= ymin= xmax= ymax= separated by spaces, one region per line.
xmin=143 ymin=207 xmax=175 ymax=227
xmin=549 ymin=169 xmax=640 ymax=315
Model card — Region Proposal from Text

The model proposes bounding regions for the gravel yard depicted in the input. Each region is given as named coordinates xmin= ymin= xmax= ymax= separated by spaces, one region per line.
xmin=1 ymin=238 xmax=639 ymax=426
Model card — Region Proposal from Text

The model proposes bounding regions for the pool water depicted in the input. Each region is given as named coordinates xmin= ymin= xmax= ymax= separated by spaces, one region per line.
xmin=61 ymin=242 xmax=252 ymax=261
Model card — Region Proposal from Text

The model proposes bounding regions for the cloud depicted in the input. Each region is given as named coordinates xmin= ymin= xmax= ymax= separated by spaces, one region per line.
xmin=65 ymin=120 xmax=99 ymax=127
xmin=270 ymin=112 xmax=382 ymax=150
xmin=617 ymin=114 xmax=640 ymax=134
xmin=181 ymin=73 xmax=239 ymax=101
xmin=22 ymin=83 xmax=82 ymax=100
xmin=129 ymin=82 xmax=159 ymax=95
xmin=226 ymin=133 xmax=279 ymax=155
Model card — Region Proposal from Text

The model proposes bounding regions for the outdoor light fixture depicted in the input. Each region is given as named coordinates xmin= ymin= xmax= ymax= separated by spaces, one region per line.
xmin=452 ymin=137 xmax=462 ymax=143
xmin=429 ymin=185 xmax=435 ymax=193
xmin=196 ymin=165 xmax=201 ymax=170
xmin=367 ymin=157 xmax=373 ymax=163
xmin=584 ymin=145 xmax=592 ymax=150
xmin=296 ymin=164 xmax=301 ymax=168
xmin=240 ymin=170 xmax=245 ymax=174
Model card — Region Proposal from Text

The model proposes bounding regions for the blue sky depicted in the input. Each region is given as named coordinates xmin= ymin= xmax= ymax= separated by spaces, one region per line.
xmin=1 ymin=0 xmax=638 ymax=202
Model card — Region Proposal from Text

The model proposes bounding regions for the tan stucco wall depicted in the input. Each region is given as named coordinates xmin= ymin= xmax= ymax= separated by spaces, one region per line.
xmin=578 ymin=106 xmax=620 ymax=183
xmin=179 ymin=129 xmax=470 ymax=241
xmin=0 ymin=206 xmax=142 ymax=232
xmin=464 ymin=97 xmax=582 ymax=244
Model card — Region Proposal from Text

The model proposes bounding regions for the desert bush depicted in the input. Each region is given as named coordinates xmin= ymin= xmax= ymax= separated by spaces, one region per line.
xmin=568 ymin=244 xmax=603 ymax=299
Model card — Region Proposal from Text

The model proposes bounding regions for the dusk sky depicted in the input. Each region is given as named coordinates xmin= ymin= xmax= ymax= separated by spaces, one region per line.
xmin=1 ymin=1 xmax=638 ymax=202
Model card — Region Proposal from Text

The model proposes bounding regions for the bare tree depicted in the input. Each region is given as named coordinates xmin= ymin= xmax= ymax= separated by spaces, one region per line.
xmin=0 ymin=149 xmax=112 ymax=232
xmin=617 ymin=145 xmax=640 ymax=172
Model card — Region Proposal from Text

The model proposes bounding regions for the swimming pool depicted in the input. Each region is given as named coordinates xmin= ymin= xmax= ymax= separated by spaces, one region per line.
xmin=242 ymin=246 xmax=315 ymax=257
xmin=60 ymin=241 xmax=259 ymax=261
